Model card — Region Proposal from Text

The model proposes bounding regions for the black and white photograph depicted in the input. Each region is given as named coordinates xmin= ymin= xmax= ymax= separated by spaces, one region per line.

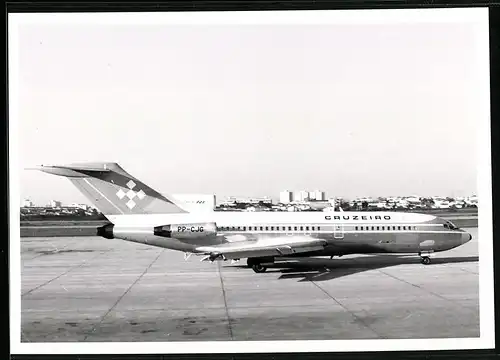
xmin=8 ymin=7 xmax=494 ymax=355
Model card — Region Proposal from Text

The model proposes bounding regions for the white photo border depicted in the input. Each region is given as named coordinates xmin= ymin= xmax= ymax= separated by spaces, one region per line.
xmin=8 ymin=7 xmax=494 ymax=354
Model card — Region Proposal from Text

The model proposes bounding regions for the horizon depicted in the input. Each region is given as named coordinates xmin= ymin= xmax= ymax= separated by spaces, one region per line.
xmin=20 ymin=191 xmax=478 ymax=208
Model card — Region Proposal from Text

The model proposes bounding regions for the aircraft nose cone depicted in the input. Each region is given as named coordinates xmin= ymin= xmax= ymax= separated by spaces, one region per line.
xmin=462 ymin=232 xmax=472 ymax=244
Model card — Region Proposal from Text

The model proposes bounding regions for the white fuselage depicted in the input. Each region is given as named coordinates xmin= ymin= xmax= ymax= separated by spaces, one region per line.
xmin=106 ymin=211 xmax=471 ymax=257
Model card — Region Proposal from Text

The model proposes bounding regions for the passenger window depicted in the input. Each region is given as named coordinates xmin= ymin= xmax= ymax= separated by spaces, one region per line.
xmin=355 ymin=226 xmax=358 ymax=231
xmin=318 ymin=226 xmax=321 ymax=231
xmin=306 ymin=226 xmax=309 ymax=231
xmin=376 ymin=226 xmax=379 ymax=231
xmin=312 ymin=226 xmax=315 ymax=231
xmin=243 ymin=226 xmax=246 ymax=231
xmin=300 ymin=226 xmax=303 ymax=231
xmin=271 ymin=226 xmax=274 ymax=231
xmin=294 ymin=226 xmax=297 ymax=231
xmin=393 ymin=226 xmax=396 ymax=230
xmin=371 ymin=226 xmax=374 ymax=230
xmin=260 ymin=226 xmax=263 ymax=231
xmin=398 ymin=226 xmax=401 ymax=230
xmin=265 ymin=227 xmax=268 ymax=231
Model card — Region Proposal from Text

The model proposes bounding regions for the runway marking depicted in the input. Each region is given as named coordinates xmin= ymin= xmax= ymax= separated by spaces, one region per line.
xmin=21 ymin=329 xmax=31 ymax=343
xmin=376 ymin=269 xmax=478 ymax=313
xmin=22 ymin=239 xmax=74 ymax=261
xmin=307 ymin=280 xmax=383 ymax=339
xmin=217 ymin=262 xmax=234 ymax=341
xmin=402 ymin=313 xmax=413 ymax=321
xmin=459 ymin=267 xmax=479 ymax=275
xmin=21 ymin=250 xmax=109 ymax=297
xmin=83 ymin=249 xmax=164 ymax=341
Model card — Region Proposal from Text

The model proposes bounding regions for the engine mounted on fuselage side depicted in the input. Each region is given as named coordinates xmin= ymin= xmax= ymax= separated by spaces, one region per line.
xmin=153 ymin=222 xmax=217 ymax=240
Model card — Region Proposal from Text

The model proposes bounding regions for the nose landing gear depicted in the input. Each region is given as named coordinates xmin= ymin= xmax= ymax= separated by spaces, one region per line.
xmin=419 ymin=251 xmax=433 ymax=265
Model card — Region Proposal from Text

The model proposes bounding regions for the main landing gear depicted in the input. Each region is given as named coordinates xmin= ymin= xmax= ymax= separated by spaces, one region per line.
xmin=419 ymin=251 xmax=432 ymax=265
xmin=247 ymin=257 xmax=274 ymax=273
xmin=421 ymin=257 xmax=431 ymax=265
xmin=251 ymin=263 xmax=267 ymax=273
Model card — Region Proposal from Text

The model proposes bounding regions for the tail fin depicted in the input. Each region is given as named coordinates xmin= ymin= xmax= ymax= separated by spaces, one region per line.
xmin=33 ymin=162 xmax=188 ymax=216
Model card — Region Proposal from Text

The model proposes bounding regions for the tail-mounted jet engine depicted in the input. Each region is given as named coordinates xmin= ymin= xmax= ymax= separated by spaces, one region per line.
xmin=154 ymin=223 xmax=217 ymax=240
xmin=97 ymin=223 xmax=114 ymax=239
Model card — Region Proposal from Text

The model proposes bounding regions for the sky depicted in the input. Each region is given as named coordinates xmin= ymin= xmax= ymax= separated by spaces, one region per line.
xmin=13 ymin=13 xmax=487 ymax=206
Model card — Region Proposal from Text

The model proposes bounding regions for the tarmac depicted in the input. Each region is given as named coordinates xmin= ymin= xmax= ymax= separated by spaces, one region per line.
xmin=20 ymin=228 xmax=479 ymax=342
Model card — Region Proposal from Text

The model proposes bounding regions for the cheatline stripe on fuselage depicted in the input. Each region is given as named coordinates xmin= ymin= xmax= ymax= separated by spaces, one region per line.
xmin=111 ymin=231 xmax=458 ymax=235
xmin=214 ymin=224 xmax=447 ymax=229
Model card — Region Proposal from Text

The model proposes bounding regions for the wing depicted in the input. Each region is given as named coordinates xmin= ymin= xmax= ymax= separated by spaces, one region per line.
xmin=195 ymin=236 xmax=327 ymax=260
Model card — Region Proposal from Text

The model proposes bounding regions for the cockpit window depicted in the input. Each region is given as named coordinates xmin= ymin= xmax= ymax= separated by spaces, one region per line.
xmin=444 ymin=221 xmax=458 ymax=230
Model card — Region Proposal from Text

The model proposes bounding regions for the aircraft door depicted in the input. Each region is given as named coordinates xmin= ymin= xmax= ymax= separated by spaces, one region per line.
xmin=333 ymin=224 xmax=344 ymax=239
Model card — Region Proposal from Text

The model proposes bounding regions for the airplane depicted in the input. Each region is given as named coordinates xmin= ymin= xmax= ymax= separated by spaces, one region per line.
xmin=32 ymin=162 xmax=473 ymax=273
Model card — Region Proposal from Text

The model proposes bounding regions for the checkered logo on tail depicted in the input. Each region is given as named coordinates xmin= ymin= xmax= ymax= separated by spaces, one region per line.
xmin=115 ymin=180 xmax=146 ymax=209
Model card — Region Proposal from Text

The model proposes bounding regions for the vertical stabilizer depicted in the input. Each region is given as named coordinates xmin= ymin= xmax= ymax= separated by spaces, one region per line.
xmin=34 ymin=162 xmax=188 ymax=216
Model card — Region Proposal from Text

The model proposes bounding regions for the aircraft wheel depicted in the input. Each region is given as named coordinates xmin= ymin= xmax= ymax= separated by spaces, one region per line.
xmin=247 ymin=257 xmax=274 ymax=268
xmin=421 ymin=257 xmax=431 ymax=265
xmin=252 ymin=264 xmax=267 ymax=273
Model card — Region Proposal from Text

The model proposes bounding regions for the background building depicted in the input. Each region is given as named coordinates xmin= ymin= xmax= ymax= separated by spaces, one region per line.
xmin=172 ymin=194 xmax=216 ymax=212
xmin=279 ymin=190 xmax=293 ymax=204
xmin=309 ymin=190 xmax=326 ymax=201
xmin=293 ymin=190 xmax=310 ymax=202
xmin=70 ymin=203 xmax=92 ymax=211
xmin=22 ymin=199 xmax=33 ymax=207
xmin=49 ymin=200 xmax=62 ymax=208
xmin=249 ymin=197 xmax=272 ymax=204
